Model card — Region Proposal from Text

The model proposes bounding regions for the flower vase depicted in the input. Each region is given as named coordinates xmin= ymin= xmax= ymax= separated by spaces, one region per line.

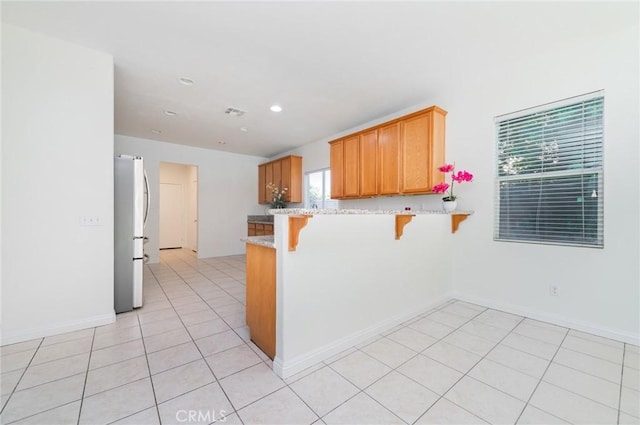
xmin=442 ymin=200 xmax=457 ymax=213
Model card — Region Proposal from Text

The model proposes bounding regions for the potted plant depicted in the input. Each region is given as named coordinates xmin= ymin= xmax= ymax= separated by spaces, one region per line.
xmin=266 ymin=182 xmax=288 ymax=209
xmin=432 ymin=163 xmax=473 ymax=212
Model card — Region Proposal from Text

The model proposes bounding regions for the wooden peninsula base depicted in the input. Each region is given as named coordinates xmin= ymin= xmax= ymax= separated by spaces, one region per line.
xmin=245 ymin=243 xmax=276 ymax=359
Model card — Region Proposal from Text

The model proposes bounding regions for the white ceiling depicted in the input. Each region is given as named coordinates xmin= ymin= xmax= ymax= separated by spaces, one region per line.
xmin=2 ymin=1 xmax=635 ymax=157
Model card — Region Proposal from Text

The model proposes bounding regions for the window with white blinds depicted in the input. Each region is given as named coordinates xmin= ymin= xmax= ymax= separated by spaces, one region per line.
xmin=495 ymin=92 xmax=604 ymax=248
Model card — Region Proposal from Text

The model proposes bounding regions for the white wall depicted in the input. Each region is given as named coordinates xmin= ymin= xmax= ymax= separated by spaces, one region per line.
xmin=278 ymin=23 xmax=640 ymax=342
xmin=273 ymin=213 xmax=454 ymax=377
xmin=115 ymin=135 xmax=266 ymax=262
xmin=448 ymin=23 xmax=640 ymax=343
xmin=1 ymin=24 xmax=115 ymax=344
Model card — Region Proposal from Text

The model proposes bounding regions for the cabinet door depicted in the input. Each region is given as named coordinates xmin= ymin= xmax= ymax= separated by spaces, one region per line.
xmin=330 ymin=140 xmax=344 ymax=199
xmin=272 ymin=160 xmax=282 ymax=190
xmin=280 ymin=157 xmax=291 ymax=202
xmin=258 ymin=164 xmax=267 ymax=204
xmin=401 ymin=112 xmax=431 ymax=193
xmin=359 ymin=129 xmax=378 ymax=197
xmin=264 ymin=162 xmax=274 ymax=203
xmin=378 ymin=123 xmax=401 ymax=195
xmin=287 ymin=156 xmax=302 ymax=203
xmin=343 ymin=135 xmax=360 ymax=197
xmin=429 ymin=109 xmax=447 ymax=190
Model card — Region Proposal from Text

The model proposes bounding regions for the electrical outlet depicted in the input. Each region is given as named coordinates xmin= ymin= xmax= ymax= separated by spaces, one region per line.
xmin=79 ymin=216 xmax=102 ymax=226
xmin=549 ymin=285 xmax=559 ymax=296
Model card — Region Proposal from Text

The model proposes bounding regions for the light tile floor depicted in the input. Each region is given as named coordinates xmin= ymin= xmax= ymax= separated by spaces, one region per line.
xmin=1 ymin=248 xmax=639 ymax=424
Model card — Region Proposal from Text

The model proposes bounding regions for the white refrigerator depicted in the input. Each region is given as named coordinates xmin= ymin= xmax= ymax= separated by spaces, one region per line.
xmin=114 ymin=155 xmax=149 ymax=313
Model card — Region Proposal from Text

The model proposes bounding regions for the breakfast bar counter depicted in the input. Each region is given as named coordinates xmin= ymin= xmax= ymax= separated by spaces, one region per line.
xmin=245 ymin=208 xmax=473 ymax=378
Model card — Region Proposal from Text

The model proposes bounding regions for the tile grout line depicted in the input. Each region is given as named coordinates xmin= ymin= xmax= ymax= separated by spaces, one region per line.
xmin=75 ymin=327 xmax=97 ymax=425
xmin=317 ymin=303 xmax=488 ymax=424
xmin=289 ymin=302 xmax=470 ymax=423
xmin=6 ymin=249 xmax=635 ymax=425
xmin=513 ymin=327 xmax=570 ymax=425
xmin=470 ymin=319 xmax=621 ymax=403
xmin=164 ymin=251 xmax=319 ymax=423
xmin=151 ymin=251 xmax=246 ymax=424
xmin=617 ymin=344 xmax=626 ymax=425
xmin=408 ymin=306 xmax=498 ymax=425
xmin=2 ymin=336 xmax=99 ymax=423
xmin=131 ymin=294 xmax=162 ymax=425
xmin=323 ymin=351 xmax=407 ymax=424
xmin=160 ymin=250 xmax=251 ymax=343
xmin=0 ymin=338 xmax=44 ymax=420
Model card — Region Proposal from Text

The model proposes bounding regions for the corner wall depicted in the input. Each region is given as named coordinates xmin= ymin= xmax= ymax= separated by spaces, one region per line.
xmin=279 ymin=22 xmax=640 ymax=343
xmin=448 ymin=22 xmax=639 ymax=343
xmin=1 ymin=24 xmax=115 ymax=344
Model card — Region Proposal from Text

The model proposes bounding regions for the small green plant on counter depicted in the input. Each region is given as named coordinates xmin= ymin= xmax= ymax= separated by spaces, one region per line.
xmin=266 ymin=182 xmax=288 ymax=208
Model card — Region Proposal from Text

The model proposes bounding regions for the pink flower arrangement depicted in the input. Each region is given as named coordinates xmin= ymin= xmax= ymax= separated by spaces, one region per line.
xmin=432 ymin=163 xmax=473 ymax=201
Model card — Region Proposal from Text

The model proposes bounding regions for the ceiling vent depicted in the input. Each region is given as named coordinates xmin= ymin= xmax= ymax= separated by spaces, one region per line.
xmin=224 ymin=107 xmax=246 ymax=117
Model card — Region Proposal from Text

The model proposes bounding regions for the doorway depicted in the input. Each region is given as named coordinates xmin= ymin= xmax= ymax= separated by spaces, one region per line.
xmin=159 ymin=162 xmax=198 ymax=252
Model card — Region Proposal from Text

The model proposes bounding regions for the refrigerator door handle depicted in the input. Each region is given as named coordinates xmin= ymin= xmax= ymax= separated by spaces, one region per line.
xmin=143 ymin=170 xmax=150 ymax=228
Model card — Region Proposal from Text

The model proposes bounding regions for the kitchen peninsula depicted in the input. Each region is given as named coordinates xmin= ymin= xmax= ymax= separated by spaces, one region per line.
xmin=243 ymin=208 xmax=472 ymax=378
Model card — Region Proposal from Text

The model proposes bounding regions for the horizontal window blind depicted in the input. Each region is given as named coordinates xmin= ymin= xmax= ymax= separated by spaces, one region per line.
xmin=495 ymin=93 xmax=604 ymax=247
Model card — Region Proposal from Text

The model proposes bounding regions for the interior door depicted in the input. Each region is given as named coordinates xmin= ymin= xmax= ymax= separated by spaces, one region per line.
xmin=159 ymin=183 xmax=183 ymax=249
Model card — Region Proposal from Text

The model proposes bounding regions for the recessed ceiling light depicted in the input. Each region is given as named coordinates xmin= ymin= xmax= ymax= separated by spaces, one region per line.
xmin=270 ymin=105 xmax=282 ymax=112
xmin=218 ymin=140 xmax=226 ymax=145
xmin=151 ymin=129 xmax=162 ymax=134
xmin=164 ymin=110 xmax=177 ymax=116
xmin=178 ymin=77 xmax=194 ymax=86
xmin=240 ymin=127 xmax=248 ymax=133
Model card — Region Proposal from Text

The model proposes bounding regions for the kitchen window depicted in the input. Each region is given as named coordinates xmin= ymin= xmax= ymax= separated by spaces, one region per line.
xmin=495 ymin=91 xmax=604 ymax=248
xmin=305 ymin=168 xmax=339 ymax=209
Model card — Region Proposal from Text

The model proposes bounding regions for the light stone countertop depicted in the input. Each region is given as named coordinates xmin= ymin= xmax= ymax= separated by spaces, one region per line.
xmin=268 ymin=208 xmax=474 ymax=215
xmin=241 ymin=235 xmax=275 ymax=249
xmin=243 ymin=209 xmax=474 ymax=249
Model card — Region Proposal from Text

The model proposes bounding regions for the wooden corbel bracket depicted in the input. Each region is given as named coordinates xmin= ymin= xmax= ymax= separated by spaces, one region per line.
xmin=395 ymin=214 xmax=415 ymax=240
xmin=451 ymin=213 xmax=470 ymax=233
xmin=288 ymin=215 xmax=313 ymax=251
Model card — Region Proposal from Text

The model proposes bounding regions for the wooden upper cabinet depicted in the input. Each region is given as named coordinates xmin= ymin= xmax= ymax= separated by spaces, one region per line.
xmin=359 ymin=129 xmax=378 ymax=197
xmin=330 ymin=140 xmax=344 ymax=199
xmin=258 ymin=155 xmax=303 ymax=204
xmin=264 ymin=162 xmax=274 ymax=203
xmin=272 ymin=160 xmax=282 ymax=191
xmin=328 ymin=105 xmax=447 ymax=199
xmin=401 ymin=108 xmax=446 ymax=193
xmin=378 ymin=123 xmax=401 ymax=195
xmin=258 ymin=164 xmax=267 ymax=204
xmin=343 ymin=135 xmax=360 ymax=197
xmin=283 ymin=156 xmax=302 ymax=203
xmin=400 ymin=113 xmax=431 ymax=193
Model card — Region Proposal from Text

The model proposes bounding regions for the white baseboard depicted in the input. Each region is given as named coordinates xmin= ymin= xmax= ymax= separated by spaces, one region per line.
xmin=1 ymin=311 xmax=116 ymax=346
xmin=273 ymin=294 xmax=452 ymax=379
xmin=452 ymin=291 xmax=640 ymax=346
